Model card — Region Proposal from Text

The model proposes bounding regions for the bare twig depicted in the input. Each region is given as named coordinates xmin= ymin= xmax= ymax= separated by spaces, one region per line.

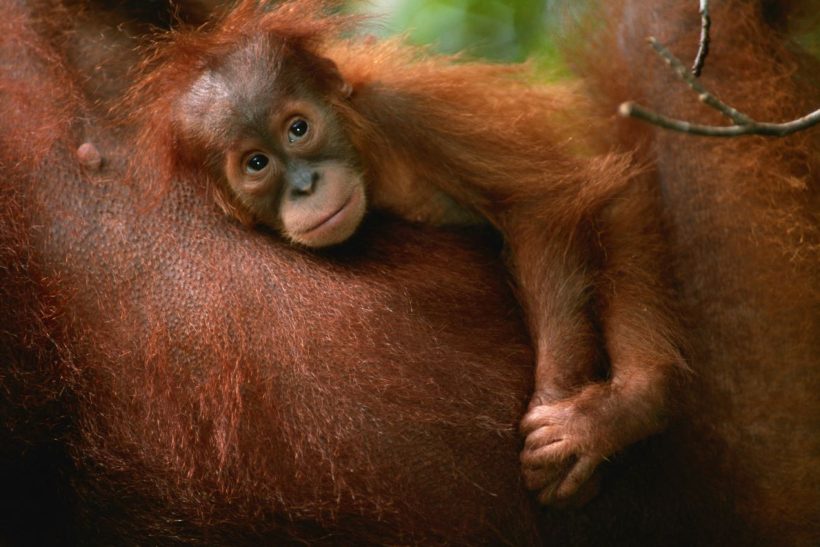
xmin=692 ymin=0 xmax=710 ymax=76
xmin=647 ymin=37 xmax=752 ymax=125
xmin=619 ymin=102 xmax=820 ymax=137
xmin=618 ymin=3 xmax=820 ymax=138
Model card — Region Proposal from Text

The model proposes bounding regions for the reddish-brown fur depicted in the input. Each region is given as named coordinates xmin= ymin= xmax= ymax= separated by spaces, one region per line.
xmin=130 ymin=0 xmax=686 ymax=505
xmin=0 ymin=0 xmax=817 ymax=545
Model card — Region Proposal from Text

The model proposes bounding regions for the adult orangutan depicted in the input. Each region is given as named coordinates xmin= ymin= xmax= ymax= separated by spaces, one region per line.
xmin=0 ymin=0 xmax=817 ymax=545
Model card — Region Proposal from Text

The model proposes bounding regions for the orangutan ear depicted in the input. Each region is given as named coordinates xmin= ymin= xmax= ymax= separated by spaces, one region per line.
xmin=307 ymin=51 xmax=354 ymax=99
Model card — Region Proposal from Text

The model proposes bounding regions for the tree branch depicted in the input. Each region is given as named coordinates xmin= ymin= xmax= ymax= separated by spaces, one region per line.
xmin=692 ymin=0 xmax=710 ymax=76
xmin=617 ymin=2 xmax=820 ymax=138
xmin=619 ymin=102 xmax=820 ymax=137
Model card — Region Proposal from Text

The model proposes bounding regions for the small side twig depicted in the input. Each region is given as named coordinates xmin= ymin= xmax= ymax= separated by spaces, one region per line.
xmin=647 ymin=37 xmax=752 ymax=125
xmin=692 ymin=0 xmax=710 ymax=76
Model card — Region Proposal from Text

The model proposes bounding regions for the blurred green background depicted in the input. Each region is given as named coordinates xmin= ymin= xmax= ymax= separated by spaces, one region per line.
xmin=357 ymin=0 xmax=558 ymax=61
xmin=349 ymin=0 xmax=819 ymax=69
xmin=352 ymin=0 xmax=576 ymax=74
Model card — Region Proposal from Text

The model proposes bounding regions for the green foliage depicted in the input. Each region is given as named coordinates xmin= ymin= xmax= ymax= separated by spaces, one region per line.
xmin=356 ymin=0 xmax=568 ymax=74
xmin=353 ymin=1 xmax=820 ymax=80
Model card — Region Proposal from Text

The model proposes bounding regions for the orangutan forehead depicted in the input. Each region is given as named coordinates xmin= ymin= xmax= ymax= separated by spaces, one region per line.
xmin=176 ymin=35 xmax=293 ymax=142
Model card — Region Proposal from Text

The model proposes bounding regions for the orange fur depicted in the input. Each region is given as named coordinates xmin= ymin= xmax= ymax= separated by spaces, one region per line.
xmin=0 ymin=0 xmax=817 ymax=544
xmin=128 ymin=0 xmax=686 ymax=505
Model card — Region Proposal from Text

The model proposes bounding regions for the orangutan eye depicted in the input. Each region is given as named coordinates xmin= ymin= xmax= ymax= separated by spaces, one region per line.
xmin=245 ymin=153 xmax=270 ymax=174
xmin=287 ymin=118 xmax=309 ymax=143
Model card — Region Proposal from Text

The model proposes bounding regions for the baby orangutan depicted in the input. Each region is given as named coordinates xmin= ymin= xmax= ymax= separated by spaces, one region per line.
xmin=132 ymin=0 xmax=684 ymax=506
